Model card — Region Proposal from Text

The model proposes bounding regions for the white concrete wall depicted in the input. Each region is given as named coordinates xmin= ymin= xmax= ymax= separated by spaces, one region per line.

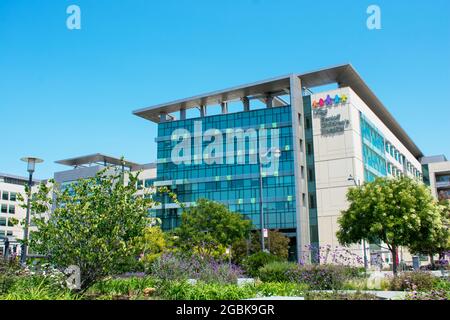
xmin=310 ymin=87 xmax=422 ymax=265
xmin=428 ymin=161 xmax=450 ymax=199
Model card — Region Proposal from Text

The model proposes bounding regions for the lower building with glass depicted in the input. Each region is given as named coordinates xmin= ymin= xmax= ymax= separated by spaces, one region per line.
xmin=133 ymin=64 xmax=425 ymax=263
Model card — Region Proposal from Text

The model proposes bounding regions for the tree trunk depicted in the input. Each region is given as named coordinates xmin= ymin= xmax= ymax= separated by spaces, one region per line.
xmin=391 ymin=247 xmax=398 ymax=276
xmin=430 ymin=254 xmax=436 ymax=270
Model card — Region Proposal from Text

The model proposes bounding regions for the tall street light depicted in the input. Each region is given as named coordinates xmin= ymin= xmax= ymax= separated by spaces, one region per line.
xmin=258 ymin=148 xmax=281 ymax=253
xmin=20 ymin=156 xmax=43 ymax=265
xmin=347 ymin=174 xmax=368 ymax=270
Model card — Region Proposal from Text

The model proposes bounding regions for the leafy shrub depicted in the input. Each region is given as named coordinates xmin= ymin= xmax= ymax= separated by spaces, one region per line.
xmin=89 ymin=276 xmax=159 ymax=298
xmin=306 ymin=291 xmax=379 ymax=300
xmin=156 ymin=281 xmax=308 ymax=300
xmin=157 ymin=281 xmax=255 ymax=300
xmin=253 ymin=282 xmax=308 ymax=297
xmin=389 ymin=272 xmax=436 ymax=291
xmin=259 ymin=263 xmax=363 ymax=290
xmin=1 ymin=273 xmax=78 ymax=300
xmin=241 ymin=252 xmax=283 ymax=277
xmin=258 ymin=261 xmax=297 ymax=282
xmin=149 ymin=253 xmax=243 ymax=284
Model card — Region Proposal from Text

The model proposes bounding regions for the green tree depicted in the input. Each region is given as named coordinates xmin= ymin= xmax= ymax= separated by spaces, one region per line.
xmin=174 ymin=199 xmax=252 ymax=256
xmin=232 ymin=230 xmax=290 ymax=263
xmin=408 ymin=200 xmax=450 ymax=268
xmin=25 ymin=167 xmax=166 ymax=291
xmin=337 ymin=177 xmax=444 ymax=275
xmin=137 ymin=225 xmax=167 ymax=266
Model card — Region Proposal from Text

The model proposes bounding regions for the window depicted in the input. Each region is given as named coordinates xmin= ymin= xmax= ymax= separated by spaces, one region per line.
xmin=9 ymin=192 xmax=17 ymax=202
xmin=7 ymin=219 xmax=14 ymax=227
xmin=7 ymin=231 xmax=12 ymax=236
xmin=305 ymin=117 xmax=312 ymax=130
xmin=306 ymin=142 xmax=313 ymax=155
xmin=1 ymin=204 xmax=7 ymax=213
xmin=2 ymin=191 xmax=8 ymax=201
xmin=0 ymin=217 xmax=6 ymax=226
xmin=309 ymin=194 xmax=317 ymax=209
xmin=8 ymin=205 xmax=15 ymax=214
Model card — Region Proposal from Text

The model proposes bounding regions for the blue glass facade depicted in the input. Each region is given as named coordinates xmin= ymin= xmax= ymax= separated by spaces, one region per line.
xmin=360 ymin=113 xmax=387 ymax=182
xmin=155 ymin=105 xmax=298 ymax=231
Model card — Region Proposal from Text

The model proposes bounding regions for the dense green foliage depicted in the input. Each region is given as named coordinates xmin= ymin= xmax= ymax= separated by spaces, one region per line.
xmin=148 ymin=253 xmax=243 ymax=284
xmin=26 ymin=167 xmax=161 ymax=290
xmin=241 ymin=252 xmax=283 ymax=277
xmin=408 ymin=200 xmax=450 ymax=266
xmin=174 ymin=199 xmax=252 ymax=256
xmin=389 ymin=271 xmax=438 ymax=291
xmin=157 ymin=280 xmax=308 ymax=300
xmin=258 ymin=262 xmax=364 ymax=290
xmin=232 ymin=230 xmax=290 ymax=263
xmin=337 ymin=177 xmax=446 ymax=274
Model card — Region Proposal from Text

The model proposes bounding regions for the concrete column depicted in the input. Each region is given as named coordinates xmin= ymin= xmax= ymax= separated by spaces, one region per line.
xmin=221 ymin=102 xmax=228 ymax=114
xmin=159 ymin=113 xmax=167 ymax=123
xmin=266 ymin=96 xmax=274 ymax=108
xmin=180 ymin=108 xmax=186 ymax=120
xmin=242 ymin=97 xmax=250 ymax=112
xmin=199 ymin=105 xmax=206 ymax=117
xmin=290 ymin=75 xmax=311 ymax=264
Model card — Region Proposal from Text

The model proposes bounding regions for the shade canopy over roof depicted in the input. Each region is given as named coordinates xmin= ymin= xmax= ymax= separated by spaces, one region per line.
xmin=133 ymin=64 xmax=423 ymax=158
xmin=55 ymin=153 xmax=140 ymax=169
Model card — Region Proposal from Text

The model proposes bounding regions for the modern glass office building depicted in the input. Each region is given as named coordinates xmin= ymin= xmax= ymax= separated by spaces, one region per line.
xmin=134 ymin=64 xmax=424 ymax=262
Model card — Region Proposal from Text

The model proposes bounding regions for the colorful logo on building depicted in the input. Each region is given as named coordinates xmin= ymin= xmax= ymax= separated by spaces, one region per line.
xmin=312 ymin=94 xmax=348 ymax=109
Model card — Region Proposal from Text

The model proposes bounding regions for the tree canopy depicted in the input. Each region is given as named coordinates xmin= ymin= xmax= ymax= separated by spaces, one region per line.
xmin=25 ymin=168 xmax=161 ymax=290
xmin=337 ymin=176 xmax=446 ymax=274
xmin=174 ymin=199 xmax=252 ymax=256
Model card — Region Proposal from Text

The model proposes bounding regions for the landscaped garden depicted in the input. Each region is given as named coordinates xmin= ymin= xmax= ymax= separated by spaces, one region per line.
xmin=1 ymin=169 xmax=449 ymax=300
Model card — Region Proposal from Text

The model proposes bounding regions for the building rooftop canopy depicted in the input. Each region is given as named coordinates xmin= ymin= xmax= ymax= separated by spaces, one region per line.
xmin=133 ymin=64 xmax=423 ymax=159
xmin=421 ymin=155 xmax=448 ymax=165
xmin=55 ymin=153 xmax=140 ymax=169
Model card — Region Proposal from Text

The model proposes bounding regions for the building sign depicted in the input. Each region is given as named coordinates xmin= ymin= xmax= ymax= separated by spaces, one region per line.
xmin=312 ymin=94 xmax=348 ymax=109
xmin=312 ymin=94 xmax=350 ymax=135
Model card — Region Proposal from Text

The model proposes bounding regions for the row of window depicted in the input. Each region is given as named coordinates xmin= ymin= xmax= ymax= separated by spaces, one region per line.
xmin=137 ymin=178 xmax=156 ymax=189
xmin=1 ymin=191 xmax=17 ymax=202
xmin=0 ymin=229 xmax=13 ymax=237
xmin=0 ymin=204 xmax=15 ymax=214
xmin=158 ymin=105 xmax=293 ymax=137
xmin=0 ymin=217 xmax=16 ymax=227
xmin=385 ymin=141 xmax=421 ymax=177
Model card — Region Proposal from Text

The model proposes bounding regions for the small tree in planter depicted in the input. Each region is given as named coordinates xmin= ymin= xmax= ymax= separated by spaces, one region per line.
xmin=337 ymin=177 xmax=444 ymax=275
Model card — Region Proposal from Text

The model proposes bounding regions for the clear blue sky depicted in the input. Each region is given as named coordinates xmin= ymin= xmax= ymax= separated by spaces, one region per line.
xmin=1 ymin=0 xmax=449 ymax=179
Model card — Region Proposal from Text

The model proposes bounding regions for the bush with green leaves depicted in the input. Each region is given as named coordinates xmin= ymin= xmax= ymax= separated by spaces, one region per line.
xmin=241 ymin=251 xmax=283 ymax=277
xmin=173 ymin=199 xmax=252 ymax=257
xmin=24 ymin=167 xmax=169 ymax=291
xmin=156 ymin=280 xmax=308 ymax=300
xmin=258 ymin=262 xmax=363 ymax=290
xmin=0 ymin=267 xmax=79 ymax=300
xmin=305 ymin=291 xmax=379 ymax=300
xmin=232 ymin=230 xmax=290 ymax=263
xmin=257 ymin=261 xmax=298 ymax=282
xmin=149 ymin=252 xmax=244 ymax=284
xmin=87 ymin=276 xmax=159 ymax=299
xmin=389 ymin=271 xmax=437 ymax=291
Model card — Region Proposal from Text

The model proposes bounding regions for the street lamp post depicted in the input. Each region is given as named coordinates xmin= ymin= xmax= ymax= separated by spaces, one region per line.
xmin=20 ymin=157 xmax=43 ymax=265
xmin=348 ymin=174 xmax=368 ymax=270
xmin=258 ymin=148 xmax=281 ymax=253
